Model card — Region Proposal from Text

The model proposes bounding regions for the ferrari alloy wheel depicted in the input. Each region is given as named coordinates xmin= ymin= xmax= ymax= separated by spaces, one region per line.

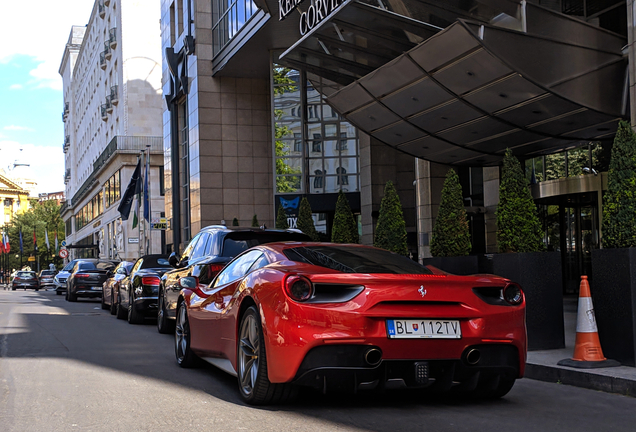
xmin=175 ymin=302 xmax=198 ymax=368
xmin=127 ymin=291 xmax=143 ymax=324
xmin=157 ymin=289 xmax=174 ymax=334
xmin=109 ymin=289 xmax=117 ymax=315
xmin=237 ymin=306 xmax=297 ymax=405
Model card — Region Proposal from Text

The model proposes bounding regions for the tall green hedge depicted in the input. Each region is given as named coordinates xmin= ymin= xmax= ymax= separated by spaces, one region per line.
xmin=251 ymin=215 xmax=259 ymax=228
xmin=374 ymin=181 xmax=408 ymax=256
xmin=603 ymin=120 xmax=636 ymax=248
xmin=496 ymin=148 xmax=544 ymax=253
xmin=275 ymin=205 xmax=289 ymax=229
xmin=430 ymin=169 xmax=471 ymax=257
xmin=331 ymin=190 xmax=359 ymax=243
xmin=297 ymin=197 xmax=320 ymax=241
xmin=232 ymin=218 xmax=239 ymax=226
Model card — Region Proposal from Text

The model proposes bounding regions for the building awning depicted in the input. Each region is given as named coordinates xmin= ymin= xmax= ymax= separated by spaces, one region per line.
xmin=281 ymin=1 xmax=628 ymax=165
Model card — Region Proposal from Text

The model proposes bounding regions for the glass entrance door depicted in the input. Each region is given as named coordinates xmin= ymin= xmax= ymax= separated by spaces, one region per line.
xmin=561 ymin=197 xmax=599 ymax=294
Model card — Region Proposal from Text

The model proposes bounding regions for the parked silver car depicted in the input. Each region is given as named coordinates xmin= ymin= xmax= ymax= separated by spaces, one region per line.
xmin=54 ymin=259 xmax=81 ymax=295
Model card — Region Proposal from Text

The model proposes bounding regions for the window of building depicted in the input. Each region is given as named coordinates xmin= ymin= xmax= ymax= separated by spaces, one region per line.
xmin=104 ymin=169 xmax=121 ymax=207
xmin=178 ymin=102 xmax=191 ymax=243
xmin=212 ymin=0 xmax=258 ymax=56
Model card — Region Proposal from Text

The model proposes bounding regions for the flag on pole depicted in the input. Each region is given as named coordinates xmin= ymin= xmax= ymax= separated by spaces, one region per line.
xmin=144 ymin=154 xmax=150 ymax=222
xmin=33 ymin=227 xmax=37 ymax=251
xmin=45 ymin=229 xmax=50 ymax=250
xmin=5 ymin=232 xmax=10 ymax=253
xmin=55 ymin=231 xmax=58 ymax=252
xmin=117 ymin=159 xmax=142 ymax=221
xmin=0 ymin=235 xmax=4 ymax=254
xmin=19 ymin=229 xmax=23 ymax=254
xmin=132 ymin=198 xmax=139 ymax=230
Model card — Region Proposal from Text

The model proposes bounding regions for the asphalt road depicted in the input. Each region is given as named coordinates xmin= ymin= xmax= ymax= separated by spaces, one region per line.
xmin=1 ymin=288 xmax=636 ymax=432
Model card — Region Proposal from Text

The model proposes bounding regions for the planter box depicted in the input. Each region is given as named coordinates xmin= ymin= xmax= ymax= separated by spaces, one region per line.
xmin=480 ymin=252 xmax=564 ymax=351
xmin=421 ymin=255 xmax=479 ymax=276
xmin=591 ymin=248 xmax=636 ymax=366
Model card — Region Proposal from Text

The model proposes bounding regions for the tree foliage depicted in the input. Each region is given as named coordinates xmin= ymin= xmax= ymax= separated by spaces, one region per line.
xmin=275 ymin=204 xmax=289 ymax=229
xmin=430 ymin=169 xmax=471 ymax=257
xmin=497 ymin=149 xmax=545 ymax=253
xmin=331 ymin=191 xmax=359 ymax=244
xmin=251 ymin=215 xmax=259 ymax=228
xmin=232 ymin=218 xmax=239 ymax=226
xmin=602 ymin=120 xmax=636 ymax=248
xmin=373 ymin=181 xmax=408 ymax=256
xmin=297 ymin=197 xmax=319 ymax=241
xmin=3 ymin=199 xmax=66 ymax=270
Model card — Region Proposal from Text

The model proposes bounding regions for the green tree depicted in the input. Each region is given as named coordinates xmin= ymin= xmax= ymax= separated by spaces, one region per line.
xmin=602 ymin=120 xmax=636 ymax=248
xmin=497 ymin=149 xmax=545 ymax=253
xmin=297 ymin=197 xmax=319 ymax=241
xmin=275 ymin=204 xmax=289 ymax=229
xmin=430 ymin=169 xmax=471 ymax=257
xmin=331 ymin=190 xmax=359 ymax=244
xmin=374 ymin=181 xmax=408 ymax=256
xmin=251 ymin=215 xmax=259 ymax=228
xmin=5 ymin=199 xmax=66 ymax=270
xmin=232 ymin=218 xmax=239 ymax=226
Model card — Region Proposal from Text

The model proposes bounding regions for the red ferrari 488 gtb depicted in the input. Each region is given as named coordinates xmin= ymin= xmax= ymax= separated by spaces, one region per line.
xmin=174 ymin=242 xmax=526 ymax=405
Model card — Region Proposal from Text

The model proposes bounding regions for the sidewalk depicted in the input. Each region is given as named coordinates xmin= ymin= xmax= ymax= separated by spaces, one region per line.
xmin=525 ymin=298 xmax=636 ymax=396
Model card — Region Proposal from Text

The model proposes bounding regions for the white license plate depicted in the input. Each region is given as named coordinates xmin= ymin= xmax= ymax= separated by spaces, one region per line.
xmin=387 ymin=319 xmax=461 ymax=339
xmin=91 ymin=287 xmax=102 ymax=290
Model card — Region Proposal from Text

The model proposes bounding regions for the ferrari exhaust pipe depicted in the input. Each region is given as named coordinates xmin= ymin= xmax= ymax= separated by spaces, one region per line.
xmin=466 ymin=348 xmax=481 ymax=365
xmin=364 ymin=348 xmax=382 ymax=366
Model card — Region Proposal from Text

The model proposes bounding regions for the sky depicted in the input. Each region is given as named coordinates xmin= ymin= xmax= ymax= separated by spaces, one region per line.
xmin=0 ymin=1 xmax=94 ymax=194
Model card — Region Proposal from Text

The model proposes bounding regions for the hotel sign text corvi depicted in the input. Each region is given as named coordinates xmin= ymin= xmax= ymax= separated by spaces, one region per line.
xmin=279 ymin=0 xmax=345 ymax=36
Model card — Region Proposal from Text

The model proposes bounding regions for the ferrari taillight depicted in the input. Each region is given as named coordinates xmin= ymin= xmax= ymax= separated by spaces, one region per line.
xmin=142 ymin=276 xmax=161 ymax=286
xmin=503 ymin=283 xmax=523 ymax=305
xmin=284 ymin=275 xmax=314 ymax=302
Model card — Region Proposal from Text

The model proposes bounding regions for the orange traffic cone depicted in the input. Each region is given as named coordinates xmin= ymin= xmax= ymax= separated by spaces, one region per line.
xmin=558 ymin=276 xmax=620 ymax=369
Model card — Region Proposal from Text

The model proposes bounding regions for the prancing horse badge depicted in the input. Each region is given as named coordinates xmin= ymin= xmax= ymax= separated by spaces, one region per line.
xmin=418 ymin=286 xmax=427 ymax=297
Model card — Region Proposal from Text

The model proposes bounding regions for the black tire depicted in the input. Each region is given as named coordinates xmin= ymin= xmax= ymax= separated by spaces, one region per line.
xmin=67 ymin=284 xmax=77 ymax=302
xmin=11 ymin=287 xmax=15 ymax=291
xmin=157 ymin=289 xmax=174 ymax=334
xmin=237 ymin=306 xmax=297 ymax=405
xmin=101 ymin=291 xmax=108 ymax=310
xmin=110 ymin=289 xmax=117 ymax=315
xmin=127 ymin=291 xmax=143 ymax=324
xmin=116 ymin=290 xmax=127 ymax=320
xmin=56 ymin=290 xmax=61 ymax=295
xmin=175 ymin=302 xmax=198 ymax=368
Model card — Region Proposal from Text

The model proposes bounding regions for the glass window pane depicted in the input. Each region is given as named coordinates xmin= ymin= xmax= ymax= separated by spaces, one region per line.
xmin=323 ymin=140 xmax=339 ymax=157
xmin=323 ymin=104 xmax=338 ymax=121
xmin=340 ymin=157 xmax=358 ymax=174
xmin=324 ymin=158 xmax=338 ymax=175
xmin=324 ymin=176 xmax=339 ymax=193
xmin=324 ymin=124 xmax=337 ymax=137
xmin=276 ymin=175 xmax=302 ymax=193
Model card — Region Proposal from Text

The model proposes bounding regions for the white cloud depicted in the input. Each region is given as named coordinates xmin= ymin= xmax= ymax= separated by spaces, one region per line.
xmin=0 ymin=141 xmax=64 ymax=194
xmin=3 ymin=125 xmax=34 ymax=132
xmin=0 ymin=1 xmax=94 ymax=89
xmin=9 ymin=84 xmax=22 ymax=90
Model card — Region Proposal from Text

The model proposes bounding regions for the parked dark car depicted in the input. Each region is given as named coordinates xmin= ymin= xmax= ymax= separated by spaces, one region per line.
xmin=101 ymin=261 xmax=134 ymax=314
xmin=157 ymin=225 xmax=311 ymax=333
xmin=115 ymin=254 xmax=173 ymax=324
xmin=12 ymin=271 xmax=40 ymax=291
xmin=66 ymin=260 xmax=118 ymax=302
xmin=54 ymin=259 xmax=82 ymax=295
xmin=39 ymin=269 xmax=57 ymax=289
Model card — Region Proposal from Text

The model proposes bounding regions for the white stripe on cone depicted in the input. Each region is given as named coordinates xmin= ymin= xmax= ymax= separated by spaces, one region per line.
xmin=576 ymin=296 xmax=598 ymax=333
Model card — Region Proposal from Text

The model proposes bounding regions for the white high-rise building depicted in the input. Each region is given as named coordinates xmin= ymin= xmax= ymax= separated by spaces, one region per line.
xmin=59 ymin=1 xmax=164 ymax=262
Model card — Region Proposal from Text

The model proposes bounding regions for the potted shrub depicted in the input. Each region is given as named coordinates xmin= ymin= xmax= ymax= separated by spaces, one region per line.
xmin=423 ymin=169 xmax=477 ymax=274
xmin=275 ymin=205 xmax=289 ymax=229
xmin=332 ymin=191 xmax=359 ymax=244
xmin=592 ymin=120 xmax=636 ymax=365
xmin=297 ymin=197 xmax=320 ymax=241
xmin=374 ymin=181 xmax=408 ymax=255
xmin=485 ymin=148 xmax=563 ymax=350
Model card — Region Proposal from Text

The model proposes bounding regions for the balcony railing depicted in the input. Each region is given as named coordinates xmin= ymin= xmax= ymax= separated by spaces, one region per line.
xmin=64 ymin=135 xmax=70 ymax=153
xmin=62 ymin=102 xmax=69 ymax=121
xmin=109 ymin=28 xmax=117 ymax=49
xmin=64 ymin=168 xmax=71 ymax=184
xmin=93 ymin=135 xmax=163 ymax=173
xmin=104 ymin=42 xmax=112 ymax=60
xmin=110 ymin=85 xmax=119 ymax=105
xmin=106 ymin=96 xmax=113 ymax=113
xmin=100 ymin=51 xmax=107 ymax=70
xmin=100 ymin=103 xmax=109 ymax=121
xmin=98 ymin=0 xmax=105 ymax=18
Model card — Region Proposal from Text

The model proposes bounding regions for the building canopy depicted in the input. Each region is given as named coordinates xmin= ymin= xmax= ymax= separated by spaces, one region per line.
xmin=278 ymin=0 xmax=628 ymax=165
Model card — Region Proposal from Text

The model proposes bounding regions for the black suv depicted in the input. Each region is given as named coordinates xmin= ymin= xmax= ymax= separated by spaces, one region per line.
xmin=157 ymin=225 xmax=311 ymax=333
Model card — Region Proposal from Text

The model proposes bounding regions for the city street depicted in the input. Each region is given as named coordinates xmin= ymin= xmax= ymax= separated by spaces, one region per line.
xmin=0 ymin=289 xmax=635 ymax=432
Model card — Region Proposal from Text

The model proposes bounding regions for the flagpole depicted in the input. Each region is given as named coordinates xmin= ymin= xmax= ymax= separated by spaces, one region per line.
xmin=146 ymin=144 xmax=151 ymax=255
xmin=138 ymin=152 xmax=143 ymax=258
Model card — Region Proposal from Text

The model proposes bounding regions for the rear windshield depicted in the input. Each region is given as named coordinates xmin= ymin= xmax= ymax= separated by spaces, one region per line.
xmin=40 ymin=270 xmax=56 ymax=276
xmin=140 ymin=256 xmax=172 ymax=268
xmin=283 ymin=246 xmax=432 ymax=274
xmin=17 ymin=272 xmax=37 ymax=278
xmin=221 ymin=232 xmax=311 ymax=258
xmin=77 ymin=261 xmax=116 ymax=271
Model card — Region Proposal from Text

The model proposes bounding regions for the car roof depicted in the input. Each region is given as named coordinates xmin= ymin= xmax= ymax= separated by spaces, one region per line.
xmin=200 ymin=225 xmax=306 ymax=235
